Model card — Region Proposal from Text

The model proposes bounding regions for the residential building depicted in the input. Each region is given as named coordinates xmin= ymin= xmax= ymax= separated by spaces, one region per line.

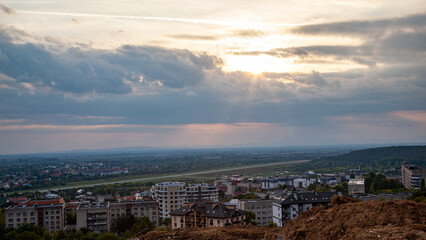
xmin=5 ymin=199 xmax=65 ymax=233
xmin=272 ymin=192 xmax=339 ymax=226
xmin=109 ymin=200 xmax=159 ymax=230
xmin=76 ymin=202 xmax=110 ymax=233
xmin=170 ymin=200 xmax=247 ymax=229
xmin=348 ymin=178 xmax=365 ymax=195
xmin=151 ymin=182 xmax=219 ymax=218
xmin=402 ymin=164 xmax=425 ymax=190
xmin=151 ymin=182 xmax=186 ymax=218
xmin=185 ymin=183 xmax=218 ymax=203
xmin=238 ymin=199 xmax=273 ymax=226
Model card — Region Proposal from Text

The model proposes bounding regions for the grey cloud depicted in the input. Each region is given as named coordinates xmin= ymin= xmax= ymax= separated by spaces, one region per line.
xmin=291 ymin=13 xmax=426 ymax=37
xmin=232 ymin=29 xmax=265 ymax=38
xmin=71 ymin=18 xmax=79 ymax=25
xmin=0 ymin=32 xmax=222 ymax=94
xmin=168 ymin=34 xmax=219 ymax=41
xmin=0 ymin=4 xmax=15 ymax=14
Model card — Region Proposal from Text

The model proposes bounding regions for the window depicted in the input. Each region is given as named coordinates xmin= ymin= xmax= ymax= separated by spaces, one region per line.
xmin=23 ymin=213 xmax=27 ymax=217
xmin=30 ymin=212 xmax=35 ymax=216
xmin=56 ymin=211 xmax=59 ymax=214
xmin=17 ymin=213 xmax=21 ymax=217
xmin=17 ymin=218 xmax=21 ymax=222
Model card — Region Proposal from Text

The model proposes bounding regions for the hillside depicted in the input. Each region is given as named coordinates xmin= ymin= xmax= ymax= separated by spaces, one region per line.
xmin=139 ymin=196 xmax=425 ymax=240
xmin=282 ymin=196 xmax=426 ymax=240
xmin=308 ymin=145 xmax=426 ymax=172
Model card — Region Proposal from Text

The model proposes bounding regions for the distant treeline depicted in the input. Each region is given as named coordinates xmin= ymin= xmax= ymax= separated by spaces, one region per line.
xmin=306 ymin=146 xmax=426 ymax=173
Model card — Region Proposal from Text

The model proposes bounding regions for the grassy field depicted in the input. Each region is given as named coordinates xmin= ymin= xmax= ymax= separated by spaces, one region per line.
xmin=2 ymin=159 xmax=309 ymax=194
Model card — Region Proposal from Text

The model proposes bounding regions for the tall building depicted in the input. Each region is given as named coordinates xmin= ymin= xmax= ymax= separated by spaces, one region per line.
xmin=237 ymin=199 xmax=273 ymax=226
xmin=402 ymin=164 xmax=425 ymax=190
xmin=185 ymin=183 xmax=219 ymax=203
xmin=151 ymin=182 xmax=219 ymax=218
xmin=109 ymin=200 xmax=159 ymax=230
xmin=5 ymin=198 xmax=65 ymax=233
xmin=151 ymin=182 xmax=186 ymax=218
xmin=76 ymin=202 xmax=110 ymax=233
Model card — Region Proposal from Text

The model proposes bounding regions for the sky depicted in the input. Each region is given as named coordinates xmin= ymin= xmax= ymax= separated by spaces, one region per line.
xmin=0 ymin=0 xmax=425 ymax=154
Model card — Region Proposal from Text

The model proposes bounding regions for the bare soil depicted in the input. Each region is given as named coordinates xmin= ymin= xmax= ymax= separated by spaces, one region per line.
xmin=138 ymin=196 xmax=426 ymax=240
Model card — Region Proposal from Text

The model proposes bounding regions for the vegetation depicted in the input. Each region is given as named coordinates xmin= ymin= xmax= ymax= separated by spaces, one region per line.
xmin=305 ymin=146 xmax=426 ymax=173
xmin=245 ymin=211 xmax=256 ymax=225
xmin=232 ymin=192 xmax=260 ymax=200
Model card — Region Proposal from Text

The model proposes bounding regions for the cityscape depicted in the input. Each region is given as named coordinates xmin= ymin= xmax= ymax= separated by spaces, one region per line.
xmin=0 ymin=0 xmax=425 ymax=239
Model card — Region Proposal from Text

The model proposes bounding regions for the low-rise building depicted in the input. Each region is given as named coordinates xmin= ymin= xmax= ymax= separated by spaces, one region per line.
xmin=238 ymin=199 xmax=273 ymax=226
xmin=109 ymin=200 xmax=159 ymax=230
xmin=5 ymin=199 xmax=65 ymax=233
xmin=170 ymin=200 xmax=247 ymax=229
xmin=348 ymin=179 xmax=365 ymax=195
xmin=272 ymin=192 xmax=339 ymax=226
xmin=76 ymin=202 xmax=110 ymax=233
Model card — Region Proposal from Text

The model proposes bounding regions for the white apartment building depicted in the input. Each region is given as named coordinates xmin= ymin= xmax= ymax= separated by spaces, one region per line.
xmin=185 ymin=183 xmax=219 ymax=203
xmin=151 ymin=182 xmax=186 ymax=218
xmin=151 ymin=182 xmax=219 ymax=218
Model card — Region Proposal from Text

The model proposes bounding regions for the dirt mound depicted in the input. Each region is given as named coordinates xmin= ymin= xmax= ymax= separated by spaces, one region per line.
xmin=140 ymin=226 xmax=280 ymax=240
xmin=282 ymin=196 xmax=426 ymax=240
xmin=137 ymin=197 xmax=425 ymax=240
xmin=331 ymin=195 xmax=362 ymax=205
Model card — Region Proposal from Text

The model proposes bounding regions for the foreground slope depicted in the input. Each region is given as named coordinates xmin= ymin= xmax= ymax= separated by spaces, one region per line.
xmin=282 ymin=196 xmax=426 ymax=240
xmin=140 ymin=196 xmax=425 ymax=240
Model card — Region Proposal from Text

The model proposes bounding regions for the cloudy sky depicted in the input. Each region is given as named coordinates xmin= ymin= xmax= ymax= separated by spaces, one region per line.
xmin=0 ymin=0 xmax=425 ymax=154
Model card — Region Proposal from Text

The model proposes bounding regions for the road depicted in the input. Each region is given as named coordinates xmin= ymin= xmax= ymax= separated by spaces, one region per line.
xmin=39 ymin=159 xmax=310 ymax=192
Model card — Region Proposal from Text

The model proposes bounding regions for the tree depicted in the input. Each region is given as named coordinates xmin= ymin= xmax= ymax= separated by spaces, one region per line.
xmin=267 ymin=222 xmax=278 ymax=228
xmin=245 ymin=211 xmax=256 ymax=225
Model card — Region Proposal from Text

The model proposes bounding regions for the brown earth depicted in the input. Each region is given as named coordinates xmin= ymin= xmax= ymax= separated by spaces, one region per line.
xmin=138 ymin=196 xmax=426 ymax=240
xmin=139 ymin=225 xmax=281 ymax=240
xmin=282 ymin=196 xmax=426 ymax=240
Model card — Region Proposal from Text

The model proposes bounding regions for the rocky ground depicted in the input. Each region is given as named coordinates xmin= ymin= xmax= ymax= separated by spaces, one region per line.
xmin=138 ymin=196 xmax=426 ymax=240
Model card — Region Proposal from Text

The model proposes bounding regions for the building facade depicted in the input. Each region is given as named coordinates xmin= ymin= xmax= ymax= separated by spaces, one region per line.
xmin=151 ymin=182 xmax=186 ymax=218
xmin=272 ymin=192 xmax=339 ymax=226
xmin=76 ymin=203 xmax=110 ymax=233
xmin=348 ymin=179 xmax=365 ymax=195
xmin=109 ymin=200 xmax=159 ymax=230
xmin=170 ymin=200 xmax=246 ymax=229
xmin=151 ymin=182 xmax=219 ymax=218
xmin=237 ymin=199 xmax=273 ymax=226
xmin=402 ymin=164 xmax=425 ymax=190
xmin=5 ymin=198 xmax=65 ymax=233
xmin=185 ymin=183 xmax=219 ymax=203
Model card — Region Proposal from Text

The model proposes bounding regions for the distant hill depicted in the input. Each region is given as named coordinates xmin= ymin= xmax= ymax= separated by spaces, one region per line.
xmin=310 ymin=146 xmax=426 ymax=172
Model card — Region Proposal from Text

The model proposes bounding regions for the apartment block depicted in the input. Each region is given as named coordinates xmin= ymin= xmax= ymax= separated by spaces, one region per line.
xmin=402 ymin=164 xmax=425 ymax=190
xmin=109 ymin=200 xmax=159 ymax=230
xmin=5 ymin=201 xmax=65 ymax=233
xmin=238 ymin=199 xmax=273 ymax=226
xmin=185 ymin=183 xmax=219 ymax=203
xmin=151 ymin=182 xmax=219 ymax=218
xmin=76 ymin=203 xmax=110 ymax=233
